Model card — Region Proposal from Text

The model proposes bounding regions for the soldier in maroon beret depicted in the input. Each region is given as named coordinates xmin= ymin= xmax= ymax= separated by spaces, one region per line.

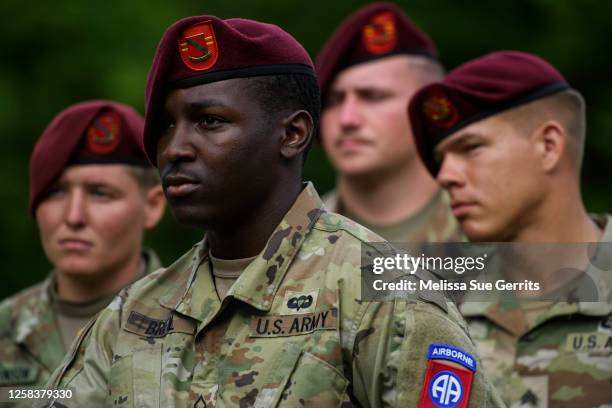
xmin=317 ymin=2 xmax=463 ymax=243
xmin=0 ymin=100 xmax=166 ymax=397
xmin=41 ymin=14 xmax=501 ymax=408
xmin=409 ymin=50 xmax=612 ymax=406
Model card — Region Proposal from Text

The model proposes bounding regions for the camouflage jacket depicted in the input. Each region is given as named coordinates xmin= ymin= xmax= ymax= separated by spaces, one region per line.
xmin=0 ymin=249 xmax=161 ymax=406
xmin=322 ymin=188 xmax=464 ymax=243
xmin=461 ymin=215 xmax=612 ymax=408
xmin=40 ymin=183 xmax=502 ymax=407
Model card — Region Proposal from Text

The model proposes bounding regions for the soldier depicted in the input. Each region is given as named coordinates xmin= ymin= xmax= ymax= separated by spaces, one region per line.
xmin=0 ymin=101 xmax=166 ymax=403
xmin=38 ymin=15 xmax=503 ymax=408
xmin=409 ymin=51 xmax=612 ymax=407
xmin=316 ymin=3 xmax=462 ymax=242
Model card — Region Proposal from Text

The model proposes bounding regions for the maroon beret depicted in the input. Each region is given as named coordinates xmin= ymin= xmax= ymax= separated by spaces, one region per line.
xmin=316 ymin=2 xmax=438 ymax=103
xmin=143 ymin=15 xmax=316 ymax=164
xmin=409 ymin=50 xmax=571 ymax=176
xmin=29 ymin=100 xmax=149 ymax=215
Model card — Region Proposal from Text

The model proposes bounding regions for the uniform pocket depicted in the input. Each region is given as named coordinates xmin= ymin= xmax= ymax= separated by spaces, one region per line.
xmin=252 ymin=343 xmax=349 ymax=408
xmin=107 ymin=355 xmax=134 ymax=408
xmin=107 ymin=342 xmax=162 ymax=408
xmin=276 ymin=351 xmax=349 ymax=407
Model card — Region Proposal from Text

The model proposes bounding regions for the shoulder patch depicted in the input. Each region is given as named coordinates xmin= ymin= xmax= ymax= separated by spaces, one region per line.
xmin=427 ymin=344 xmax=476 ymax=372
xmin=418 ymin=344 xmax=475 ymax=408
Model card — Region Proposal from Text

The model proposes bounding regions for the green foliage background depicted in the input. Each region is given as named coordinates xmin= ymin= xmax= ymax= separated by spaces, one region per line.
xmin=1 ymin=0 xmax=610 ymax=298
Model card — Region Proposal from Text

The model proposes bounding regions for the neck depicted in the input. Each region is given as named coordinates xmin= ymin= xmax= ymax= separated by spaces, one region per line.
xmin=338 ymin=160 xmax=439 ymax=226
xmin=207 ymin=179 xmax=302 ymax=259
xmin=55 ymin=252 xmax=142 ymax=303
xmin=502 ymin=184 xmax=602 ymax=295
xmin=512 ymin=184 xmax=600 ymax=243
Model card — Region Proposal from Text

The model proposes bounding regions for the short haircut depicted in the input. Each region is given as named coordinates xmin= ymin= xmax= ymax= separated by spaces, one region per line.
xmin=404 ymin=55 xmax=445 ymax=84
xmin=246 ymin=73 xmax=321 ymax=163
xmin=125 ymin=165 xmax=161 ymax=190
xmin=500 ymin=89 xmax=586 ymax=170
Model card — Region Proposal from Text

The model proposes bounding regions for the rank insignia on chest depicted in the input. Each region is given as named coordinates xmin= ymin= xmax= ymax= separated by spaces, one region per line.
xmin=418 ymin=344 xmax=476 ymax=408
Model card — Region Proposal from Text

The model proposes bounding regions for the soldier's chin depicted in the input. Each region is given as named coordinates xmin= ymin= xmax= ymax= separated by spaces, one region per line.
xmin=169 ymin=204 xmax=214 ymax=231
xmin=55 ymin=260 xmax=103 ymax=277
xmin=461 ymin=220 xmax=500 ymax=242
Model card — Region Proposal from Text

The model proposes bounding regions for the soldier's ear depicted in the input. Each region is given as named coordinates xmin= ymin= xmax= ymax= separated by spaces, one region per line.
xmin=143 ymin=184 xmax=166 ymax=229
xmin=280 ymin=110 xmax=313 ymax=160
xmin=532 ymin=120 xmax=565 ymax=172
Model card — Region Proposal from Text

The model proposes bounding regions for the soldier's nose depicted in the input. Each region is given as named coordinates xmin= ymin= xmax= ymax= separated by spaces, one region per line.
xmin=65 ymin=190 xmax=87 ymax=229
xmin=437 ymin=155 xmax=466 ymax=190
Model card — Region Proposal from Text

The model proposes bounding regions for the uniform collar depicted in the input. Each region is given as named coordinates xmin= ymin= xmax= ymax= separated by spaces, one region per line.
xmin=12 ymin=275 xmax=65 ymax=371
xmin=160 ymin=182 xmax=325 ymax=322
xmin=461 ymin=214 xmax=612 ymax=335
xmin=13 ymin=249 xmax=163 ymax=369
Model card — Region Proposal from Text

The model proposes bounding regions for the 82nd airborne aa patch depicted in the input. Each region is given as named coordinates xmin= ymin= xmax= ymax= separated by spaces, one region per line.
xmin=418 ymin=344 xmax=476 ymax=408
xmin=179 ymin=21 xmax=219 ymax=71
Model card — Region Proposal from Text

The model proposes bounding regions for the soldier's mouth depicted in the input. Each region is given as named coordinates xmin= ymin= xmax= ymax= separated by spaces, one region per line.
xmin=58 ymin=238 xmax=93 ymax=251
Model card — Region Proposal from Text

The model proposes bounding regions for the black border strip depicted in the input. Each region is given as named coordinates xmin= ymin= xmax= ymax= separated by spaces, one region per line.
xmin=338 ymin=48 xmax=438 ymax=73
xmin=432 ymin=81 xmax=572 ymax=146
xmin=171 ymin=64 xmax=316 ymax=89
xmin=69 ymin=156 xmax=152 ymax=167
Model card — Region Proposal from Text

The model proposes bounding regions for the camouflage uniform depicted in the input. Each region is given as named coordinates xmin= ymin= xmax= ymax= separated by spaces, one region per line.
xmin=0 ymin=249 xmax=161 ymax=407
xmin=323 ymin=188 xmax=464 ymax=243
xmin=41 ymin=183 xmax=502 ymax=407
xmin=461 ymin=215 xmax=612 ymax=407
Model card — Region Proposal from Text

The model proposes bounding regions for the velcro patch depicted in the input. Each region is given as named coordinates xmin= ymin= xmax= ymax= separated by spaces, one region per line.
xmin=418 ymin=360 xmax=473 ymax=408
xmin=250 ymin=308 xmax=337 ymax=338
xmin=125 ymin=311 xmax=195 ymax=338
xmin=280 ymin=289 xmax=319 ymax=315
xmin=428 ymin=344 xmax=477 ymax=372
xmin=565 ymin=332 xmax=612 ymax=352
xmin=0 ymin=364 xmax=38 ymax=385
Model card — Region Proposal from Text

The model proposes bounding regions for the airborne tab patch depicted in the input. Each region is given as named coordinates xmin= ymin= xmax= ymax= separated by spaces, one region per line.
xmin=428 ymin=344 xmax=477 ymax=372
xmin=250 ymin=308 xmax=337 ymax=338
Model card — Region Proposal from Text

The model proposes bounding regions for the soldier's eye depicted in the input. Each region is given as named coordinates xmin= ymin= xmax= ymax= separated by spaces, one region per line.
xmin=464 ymin=143 xmax=483 ymax=153
xmin=89 ymin=187 xmax=114 ymax=199
xmin=45 ymin=186 xmax=65 ymax=199
xmin=198 ymin=115 xmax=224 ymax=128
xmin=159 ymin=119 xmax=175 ymax=135
xmin=325 ymin=92 xmax=344 ymax=108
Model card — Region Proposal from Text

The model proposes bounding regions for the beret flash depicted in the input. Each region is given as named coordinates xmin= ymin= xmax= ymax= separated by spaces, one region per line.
xmin=143 ymin=15 xmax=316 ymax=165
xmin=29 ymin=100 xmax=148 ymax=215
xmin=316 ymin=2 xmax=438 ymax=104
xmin=409 ymin=50 xmax=570 ymax=176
